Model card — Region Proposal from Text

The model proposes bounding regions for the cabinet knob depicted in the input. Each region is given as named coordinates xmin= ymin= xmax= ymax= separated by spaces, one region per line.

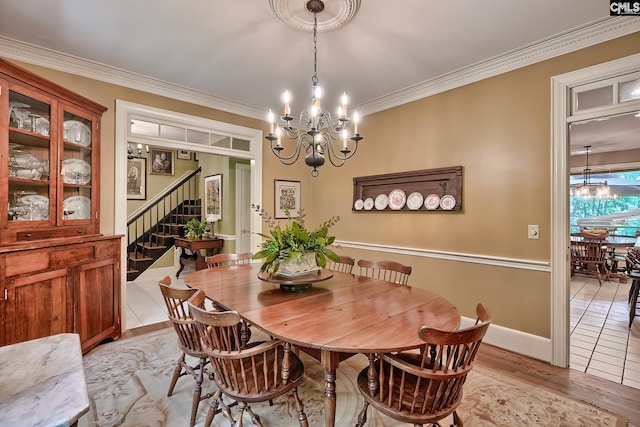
xmin=25 ymin=233 xmax=32 ymax=238
xmin=77 ymin=229 xmax=83 ymax=233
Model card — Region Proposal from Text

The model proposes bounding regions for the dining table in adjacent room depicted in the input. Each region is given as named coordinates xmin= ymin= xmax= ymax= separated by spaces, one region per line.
xmin=185 ymin=263 xmax=461 ymax=427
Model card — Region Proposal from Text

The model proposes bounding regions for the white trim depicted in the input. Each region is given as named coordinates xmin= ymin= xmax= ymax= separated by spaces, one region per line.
xmin=0 ymin=37 xmax=264 ymax=120
xmin=551 ymin=53 xmax=640 ymax=367
xmin=334 ymin=240 xmax=550 ymax=272
xmin=459 ymin=316 xmax=551 ymax=362
xmin=0 ymin=18 xmax=638 ymax=119
xmin=116 ymin=100 xmax=263 ymax=332
xmin=358 ymin=17 xmax=640 ymax=115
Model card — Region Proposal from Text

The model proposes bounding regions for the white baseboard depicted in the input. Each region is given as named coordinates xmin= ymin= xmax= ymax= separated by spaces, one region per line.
xmin=460 ymin=316 xmax=552 ymax=363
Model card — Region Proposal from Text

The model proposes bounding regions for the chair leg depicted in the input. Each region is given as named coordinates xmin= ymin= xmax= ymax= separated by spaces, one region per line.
xmin=204 ymin=390 xmax=221 ymax=427
xmin=355 ymin=401 xmax=369 ymax=427
xmin=451 ymin=410 xmax=464 ymax=426
xmin=167 ymin=353 xmax=185 ymax=396
xmin=189 ymin=360 xmax=205 ymax=427
xmin=235 ymin=401 xmax=247 ymax=427
xmin=291 ymin=388 xmax=309 ymax=427
xmin=630 ymin=279 xmax=640 ymax=327
xmin=244 ymin=404 xmax=263 ymax=427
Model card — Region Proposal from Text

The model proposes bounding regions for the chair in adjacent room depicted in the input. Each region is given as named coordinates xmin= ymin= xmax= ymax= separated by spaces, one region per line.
xmin=355 ymin=303 xmax=492 ymax=427
xmin=158 ymin=276 xmax=213 ymax=427
xmin=626 ymin=250 xmax=640 ymax=327
xmin=205 ymin=252 xmax=253 ymax=269
xmin=570 ymin=240 xmax=611 ymax=285
xmin=357 ymin=259 xmax=412 ymax=285
xmin=326 ymin=254 xmax=355 ymax=273
xmin=188 ymin=289 xmax=309 ymax=427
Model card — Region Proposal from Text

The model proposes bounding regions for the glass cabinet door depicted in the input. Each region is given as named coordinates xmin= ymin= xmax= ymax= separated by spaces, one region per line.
xmin=60 ymin=108 xmax=93 ymax=224
xmin=7 ymin=89 xmax=53 ymax=224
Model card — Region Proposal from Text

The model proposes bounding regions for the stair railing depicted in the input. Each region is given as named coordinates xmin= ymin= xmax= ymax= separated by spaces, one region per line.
xmin=127 ymin=167 xmax=202 ymax=269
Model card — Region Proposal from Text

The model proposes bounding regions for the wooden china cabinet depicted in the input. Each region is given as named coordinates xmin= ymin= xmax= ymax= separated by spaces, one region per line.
xmin=0 ymin=58 xmax=121 ymax=353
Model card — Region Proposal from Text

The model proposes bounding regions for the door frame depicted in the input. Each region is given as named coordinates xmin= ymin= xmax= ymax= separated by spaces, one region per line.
xmin=236 ymin=163 xmax=252 ymax=254
xmin=550 ymin=52 xmax=640 ymax=367
xmin=114 ymin=100 xmax=263 ymax=330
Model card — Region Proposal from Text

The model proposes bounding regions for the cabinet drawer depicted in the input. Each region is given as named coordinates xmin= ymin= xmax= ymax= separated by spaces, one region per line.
xmin=16 ymin=227 xmax=89 ymax=241
xmin=95 ymin=240 xmax=120 ymax=260
xmin=49 ymin=246 xmax=95 ymax=268
xmin=5 ymin=252 xmax=50 ymax=277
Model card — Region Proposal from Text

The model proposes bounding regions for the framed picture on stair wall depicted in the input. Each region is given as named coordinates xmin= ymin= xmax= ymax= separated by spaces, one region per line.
xmin=127 ymin=158 xmax=146 ymax=200
xmin=204 ymin=174 xmax=222 ymax=222
xmin=149 ymin=148 xmax=174 ymax=176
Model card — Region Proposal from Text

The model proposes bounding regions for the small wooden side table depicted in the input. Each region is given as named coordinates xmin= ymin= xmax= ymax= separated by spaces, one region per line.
xmin=174 ymin=236 xmax=223 ymax=278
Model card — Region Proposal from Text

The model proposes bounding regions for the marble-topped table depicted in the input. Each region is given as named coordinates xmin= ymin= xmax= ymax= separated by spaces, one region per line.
xmin=0 ymin=333 xmax=89 ymax=427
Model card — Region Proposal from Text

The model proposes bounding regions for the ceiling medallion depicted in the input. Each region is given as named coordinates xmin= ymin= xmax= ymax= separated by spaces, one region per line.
xmin=268 ymin=0 xmax=361 ymax=32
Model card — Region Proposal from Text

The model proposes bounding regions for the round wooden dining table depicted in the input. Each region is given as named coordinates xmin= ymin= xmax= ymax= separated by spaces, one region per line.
xmin=185 ymin=263 xmax=461 ymax=427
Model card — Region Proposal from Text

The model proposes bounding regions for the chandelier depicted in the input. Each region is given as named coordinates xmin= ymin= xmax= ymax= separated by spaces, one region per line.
xmin=265 ymin=0 xmax=362 ymax=177
xmin=572 ymin=145 xmax=611 ymax=198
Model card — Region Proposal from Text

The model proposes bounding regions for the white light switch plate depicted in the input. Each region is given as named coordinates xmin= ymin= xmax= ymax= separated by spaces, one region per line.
xmin=528 ymin=225 xmax=540 ymax=240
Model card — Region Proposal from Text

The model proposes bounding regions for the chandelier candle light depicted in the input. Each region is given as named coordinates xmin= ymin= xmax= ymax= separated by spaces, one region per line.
xmin=265 ymin=0 xmax=362 ymax=177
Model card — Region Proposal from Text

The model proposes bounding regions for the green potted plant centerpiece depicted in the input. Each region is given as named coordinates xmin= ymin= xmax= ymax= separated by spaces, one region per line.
xmin=183 ymin=218 xmax=212 ymax=240
xmin=252 ymin=204 xmax=340 ymax=274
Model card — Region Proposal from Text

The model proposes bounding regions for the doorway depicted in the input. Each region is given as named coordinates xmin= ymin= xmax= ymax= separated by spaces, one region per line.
xmin=551 ymin=53 xmax=640 ymax=369
xmin=114 ymin=100 xmax=263 ymax=331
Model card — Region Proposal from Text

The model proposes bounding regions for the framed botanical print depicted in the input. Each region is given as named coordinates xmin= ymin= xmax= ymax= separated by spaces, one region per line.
xmin=204 ymin=174 xmax=222 ymax=222
xmin=149 ymin=148 xmax=174 ymax=175
xmin=177 ymin=149 xmax=190 ymax=160
xmin=126 ymin=158 xmax=146 ymax=200
xmin=274 ymin=179 xmax=301 ymax=218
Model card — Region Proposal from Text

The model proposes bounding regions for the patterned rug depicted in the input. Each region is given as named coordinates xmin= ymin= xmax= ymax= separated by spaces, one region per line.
xmin=78 ymin=328 xmax=627 ymax=427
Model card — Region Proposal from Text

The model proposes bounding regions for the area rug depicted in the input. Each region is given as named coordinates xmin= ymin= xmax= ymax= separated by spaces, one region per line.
xmin=78 ymin=328 xmax=627 ymax=427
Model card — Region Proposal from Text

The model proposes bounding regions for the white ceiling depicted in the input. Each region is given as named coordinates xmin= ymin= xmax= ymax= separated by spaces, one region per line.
xmin=0 ymin=1 xmax=638 ymax=153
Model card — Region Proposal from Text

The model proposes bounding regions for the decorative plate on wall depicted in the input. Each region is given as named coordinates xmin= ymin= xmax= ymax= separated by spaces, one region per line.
xmin=388 ymin=189 xmax=406 ymax=210
xmin=363 ymin=197 xmax=374 ymax=211
xmin=440 ymin=195 xmax=457 ymax=210
xmin=375 ymin=193 xmax=388 ymax=210
xmin=406 ymin=192 xmax=423 ymax=210
xmin=354 ymin=199 xmax=364 ymax=210
xmin=424 ymin=194 xmax=441 ymax=210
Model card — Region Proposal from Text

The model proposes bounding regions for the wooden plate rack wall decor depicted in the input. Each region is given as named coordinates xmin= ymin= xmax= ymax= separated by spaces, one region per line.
xmin=352 ymin=166 xmax=463 ymax=212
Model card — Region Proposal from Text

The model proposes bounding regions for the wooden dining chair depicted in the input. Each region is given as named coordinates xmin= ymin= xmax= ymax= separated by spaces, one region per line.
xmin=625 ymin=251 xmax=640 ymax=327
xmin=188 ymin=289 xmax=309 ymax=427
xmin=205 ymin=252 xmax=253 ymax=269
xmin=570 ymin=240 xmax=611 ymax=285
xmin=204 ymin=252 xmax=254 ymax=345
xmin=158 ymin=276 xmax=214 ymax=427
xmin=355 ymin=303 xmax=492 ymax=427
xmin=326 ymin=254 xmax=355 ymax=273
xmin=357 ymin=259 xmax=412 ymax=285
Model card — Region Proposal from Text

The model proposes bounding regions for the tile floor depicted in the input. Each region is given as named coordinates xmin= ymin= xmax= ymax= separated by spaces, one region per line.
xmin=125 ymin=276 xmax=188 ymax=330
xmin=570 ymin=273 xmax=640 ymax=390
xmin=126 ymin=272 xmax=640 ymax=391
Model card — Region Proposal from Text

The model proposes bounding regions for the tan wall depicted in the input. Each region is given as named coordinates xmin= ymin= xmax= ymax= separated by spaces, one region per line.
xmin=306 ymin=33 xmax=640 ymax=338
xmin=6 ymin=31 xmax=639 ymax=340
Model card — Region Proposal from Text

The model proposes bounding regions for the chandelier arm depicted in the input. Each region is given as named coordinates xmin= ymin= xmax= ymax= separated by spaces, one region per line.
xmin=266 ymin=134 xmax=306 ymax=165
xmin=264 ymin=0 xmax=363 ymax=176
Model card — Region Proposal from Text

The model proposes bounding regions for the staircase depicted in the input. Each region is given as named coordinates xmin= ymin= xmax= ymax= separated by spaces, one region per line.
xmin=127 ymin=168 xmax=202 ymax=282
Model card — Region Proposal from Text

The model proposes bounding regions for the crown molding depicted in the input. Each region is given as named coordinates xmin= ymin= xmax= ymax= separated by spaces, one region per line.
xmin=0 ymin=37 xmax=265 ymax=120
xmin=0 ymin=17 xmax=638 ymax=120
xmin=357 ymin=17 xmax=640 ymax=116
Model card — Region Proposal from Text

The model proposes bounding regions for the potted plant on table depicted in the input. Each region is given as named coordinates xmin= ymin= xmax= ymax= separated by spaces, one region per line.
xmin=183 ymin=218 xmax=212 ymax=240
xmin=252 ymin=204 xmax=340 ymax=274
